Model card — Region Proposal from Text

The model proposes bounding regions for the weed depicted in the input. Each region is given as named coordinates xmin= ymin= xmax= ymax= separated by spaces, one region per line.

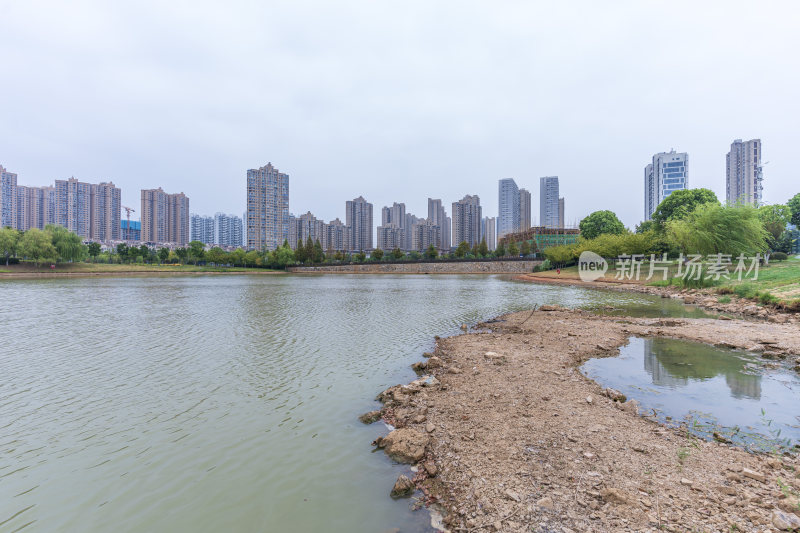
xmin=717 ymin=295 xmax=731 ymax=304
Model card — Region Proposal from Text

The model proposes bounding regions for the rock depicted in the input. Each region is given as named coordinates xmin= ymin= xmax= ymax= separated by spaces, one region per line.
xmin=596 ymin=344 xmax=611 ymax=351
xmin=425 ymin=422 xmax=435 ymax=433
xmin=410 ymin=375 xmax=440 ymax=388
xmin=460 ymin=323 xmax=468 ymax=331
xmin=536 ymin=496 xmax=555 ymax=510
xmin=778 ymin=498 xmax=800 ymax=513
xmin=680 ymin=478 xmax=693 ymax=487
xmin=505 ymin=489 xmax=521 ymax=502
xmin=380 ymin=428 xmax=429 ymax=463
xmin=484 ymin=351 xmax=507 ymax=364
xmin=423 ymin=461 xmax=437 ymax=477
xmin=585 ymin=396 xmax=593 ymax=405
xmin=539 ymin=305 xmax=561 ymax=311
xmin=742 ymin=468 xmax=766 ymax=483
xmin=600 ymin=488 xmax=629 ymax=504
xmin=412 ymin=414 xmax=426 ymax=424
xmin=411 ymin=361 xmax=427 ymax=372
xmin=427 ymin=356 xmax=444 ymax=369
xmin=447 ymin=366 xmax=463 ymax=374
xmin=358 ymin=410 xmax=381 ymax=424
xmin=422 ymin=352 xmax=434 ymax=358
xmin=603 ymin=388 xmax=627 ymax=402
xmin=771 ymin=509 xmax=800 ymax=530
xmin=390 ymin=474 xmax=415 ymax=498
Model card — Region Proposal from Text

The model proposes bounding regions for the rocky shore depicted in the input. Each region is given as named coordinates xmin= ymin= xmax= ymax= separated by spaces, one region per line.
xmin=364 ymin=308 xmax=800 ymax=532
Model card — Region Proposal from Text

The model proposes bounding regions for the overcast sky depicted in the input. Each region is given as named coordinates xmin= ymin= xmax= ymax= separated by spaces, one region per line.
xmin=1 ymin=0 xmax=797 ymax=229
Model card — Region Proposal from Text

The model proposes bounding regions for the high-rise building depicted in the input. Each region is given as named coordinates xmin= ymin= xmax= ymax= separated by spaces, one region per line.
xmin=410 ymin=220 xmax=441 ymax=252
xmin=427 ymin=198 xmax=451 ymax=250
xmin=726 ymin=139 xmax=762 ymax=206
xmin=381 ymin=202 xmax=406 ymax=228
xmin=644 ymin=151 xmax=689 ymax=220
xmin=93 ymin=182 xmax=122 ymax=242
xmin=377 ymin=224 xmax=406 ymax=251
xmin=345 ymin=196 xmax=373 ymax=252
xmin=246 ymin=163 xmax=289 ymax=251
xmin=141 ymin=188 xmax=190 ymax=245
xmin=452 ymin=195 xmax=482 ymax=247
xmin=191 ymin=214 xmax=215 ymax=244
xmin=539 ymin=177 xmax=561 ymax=228
xmin=15 ymin=185 xmax=55 ymax=231
xmin=214 ymin=213 xmax=243 ymax=247
xmin=54 ymin=177 xmax=93 ymax=237
xmin=325 ymin=218 xmax=349 ymax=252
xmin=519 ymin=188 xmax=531 ymax=231
xmin=121 ymin=220 xmax=141 ymax=241
xmin=1 ymin=165 xmax=17 ymax=229
xmin=482 ymin=216 xmax=497 ymax=251
xmin=498 ymin=178 xmax=520 ymax=238
xmin=558 ymin=197 xmax=565 ymax=228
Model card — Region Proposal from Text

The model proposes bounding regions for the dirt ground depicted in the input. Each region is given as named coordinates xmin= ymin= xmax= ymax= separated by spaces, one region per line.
xmin=372 ymin=308 xmax=800 ymax=533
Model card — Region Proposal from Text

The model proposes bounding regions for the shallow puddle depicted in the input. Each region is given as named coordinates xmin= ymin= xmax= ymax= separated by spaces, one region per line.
xmin=581 ymin=336 xmax=800 ymax=452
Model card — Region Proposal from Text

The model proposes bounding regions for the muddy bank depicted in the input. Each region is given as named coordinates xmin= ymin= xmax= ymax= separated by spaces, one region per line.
xmin=516 ymin=273 xmax=800 ymax=324
xmin=367 ymin=308 xmax=800 ymax=532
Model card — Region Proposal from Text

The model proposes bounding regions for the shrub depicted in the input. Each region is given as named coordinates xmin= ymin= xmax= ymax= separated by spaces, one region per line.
xmin=770 ymin=252 xmax=788 ymax=261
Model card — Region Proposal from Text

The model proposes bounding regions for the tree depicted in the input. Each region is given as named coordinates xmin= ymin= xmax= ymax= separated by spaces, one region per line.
xmin=305 ymin=237 xmax=315 ymax=262
xmin=520 ymin=240 xmax=531 ymax=256
xmin=139 ymin=244 xmax=151 ymax=263
xmin=635 ymin=220 xmax=656 ymax=234
xmin=295 ymin=239 xmax=307 ymax=263
xmin=87 ymin=242 xmax=102 ymax=262
xmin=158 ymin=247 xmax=170 ymax=264
xmin=758 ymin=204 xmax=791 ymax=244
xmin=0 ymin=227 xmax=20 ymax=266
xmin=313 ymin=239 xmax=324 ymax=263
xmin=424 ymin=244 xmax=438 ymax=260
xmin=494 ymin=241 xmax=506 ymax=258
xmin=354 ymin=251 xmax=366 ymax=262
xmin=652 ymin=188 xmax=719 ymax=227
xmin=579 ymin=210 xmax=626 ymax=240
xmin=46 ymin=225 xmax=86 ymax=263
xmin=508 ymin=241 xmax=520 ymax=257
xmin=116 ymin=243 xmax=129 ymax=263
xmin=455 ymin=241 xmax=470 ymax=258
xmin=391 ymin=247 xmax=404 ymax=260
xmin=667 ymin=204 xmax=768 ymax=256
xmin=787 ymin=193 xmax=800 ymax=227
xmin=229 ymin=248 xmax=245 ymax=267
xmin=478 ymin=238 xmax=489 ymax=257
xmin=175 ymin=247 xmax=189 ymax=264
xmin=206 ymin=247 xmax=226 ymax=265
xmin=372 ymin=247 xmax=384 ymax=260
xmin=188 ymin=240 xmax=205 ymax=265
xmin=19 ymin=228 xmax=57 ymax=267
xmin=244 ymin=249 xmax=261 ymax=267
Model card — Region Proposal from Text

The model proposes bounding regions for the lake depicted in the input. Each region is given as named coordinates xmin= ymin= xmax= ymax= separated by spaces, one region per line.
xmin=0 ymin=274 xmax=714 ymax=532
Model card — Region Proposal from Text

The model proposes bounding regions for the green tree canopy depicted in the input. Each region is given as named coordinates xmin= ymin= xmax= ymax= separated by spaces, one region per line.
xmin=158 ymin=247 xmax=170 ymax=264
xmin=46 ymin=225 xmax=86 ymax=262
xmin=424 ymin=244 xmax=438 ymax=260
xmin=87 ymin=242 xmax=101 ymax=260
xmin=787 ymin=193 xmax=800 ymax=227
xmin=507 ymin=241 xmax=520 ymax=257
xmin=652 ymin=188 xmax=719 ymax=227
xmin=188 ymin=241 xmax=205 ymax=264
xmin=667 ymin=204 xmax=768 ymax=256
xmin=206 ymin=247 xmax=226 ymax=264
xmin=372 ymin=247 xmax=384 ymax=261
xmin=0 ymin=227 xmax=20 ymax=266
xmin=520 ymin=240 xmax=531 ymax=256
xmin=313 ymin=239 xmax=324 ymax=263
xmin=391 ymin=247 xmax=404 ymax=260
xmin=295 ymin=239 xmax=307 ymax=263
xmin=19 ymin=228 xmax=57 ymax=266
xmin=478 ymin=238 xmax=489 ymax=257
xmin=635 ymin=220 xmax=656 ymax=234
xmin=758 ymin=204 xmax=791 ymax=243
xmin=455 ymin=241 xmax=470 ymax=258
xmin=494 ymin=241 xmax=506 ymax=257
xmin=175 ymin=247 xmax=189 ymax=264
xmin=579 ymin=210 xmax=626 ymax=240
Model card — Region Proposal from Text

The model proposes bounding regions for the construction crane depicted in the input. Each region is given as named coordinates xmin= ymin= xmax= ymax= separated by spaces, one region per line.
xmin=122 ymin=206 xmax=135 ymax=241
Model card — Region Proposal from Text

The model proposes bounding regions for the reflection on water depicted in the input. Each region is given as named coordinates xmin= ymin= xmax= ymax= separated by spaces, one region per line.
xmin=582 ymin=337 xmax=800 ymax=451
xmin=0 ymin=275 xmax=728 ymax=533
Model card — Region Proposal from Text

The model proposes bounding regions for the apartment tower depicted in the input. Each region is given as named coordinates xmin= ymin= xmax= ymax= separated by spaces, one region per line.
xmin=246 ymin=163 xmax=289 ymax=251
xmin=539 ymin=177 xmax=561 ymax=228
xmin=519 ymin=188 xmax=531 ymax=231
xmin=644 ymin=151 xmax=689 ymax=221
xmin=726 ymin=139 xmax=762 ymax=205
xmin=141 ymin=188 xmax=190 ymax=245
xmin=452 ymin=195 xmax=482 ymax=247
xmin=345 ymin=196 xmax=374 ymax=252
xmin=0 ymin=165 xmax=17 ymax=228
xmin=497 ymin=178 xmax=520 ymax=238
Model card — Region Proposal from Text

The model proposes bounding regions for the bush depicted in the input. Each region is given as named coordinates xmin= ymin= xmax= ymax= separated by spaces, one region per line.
xmin=770 ymin=252 xmax=788 ymax=261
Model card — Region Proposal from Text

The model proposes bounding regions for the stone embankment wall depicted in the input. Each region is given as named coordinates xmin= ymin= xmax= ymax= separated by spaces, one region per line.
xmin=288 ymin=260 xmax=541 ymax=274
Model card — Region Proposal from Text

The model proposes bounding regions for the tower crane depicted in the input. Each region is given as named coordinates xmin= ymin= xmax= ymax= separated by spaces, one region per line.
xmin=122 ymin=206 xmax=135 ymax=241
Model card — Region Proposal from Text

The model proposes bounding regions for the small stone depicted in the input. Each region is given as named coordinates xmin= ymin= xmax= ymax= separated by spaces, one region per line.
xmin=772 ymin=509 xmax=800 ymax=530
xmin=536 ymin=496 xmax=555 ymax=510
xmin=742 ymin=468 xmax=766 ymax=483
xmin=505 ymin=489 xmax=521 ymax=502
xmin=603 ymin=388 xmax=627 ymax=402
xmin=390 ymin=474 xmax=415 ymax=498
xmin=359 ymin=410 xmax=381 ymax=424
xmin=585 ymin=396 xmax=593 ymax=405
xmin=425 ymin=422 xmax=435 ymax=433
xmin=680 ymin=478 xmax=693 ymax=487
xmin=600 ymin=488 xmax=628 ymax=504
xmin=426 ymin=356 xmax=443 ymax=368
xmin=583 ymin=452 xmax=595 ymax=459
xmin=423 ymin=461 xmax=437 ymax=477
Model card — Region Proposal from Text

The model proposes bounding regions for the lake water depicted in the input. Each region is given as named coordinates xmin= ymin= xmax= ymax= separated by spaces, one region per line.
xmin=0 ymin=274 xmax=715 ymax=532
xmin=582 ymin=336 xmax=800 ymax=452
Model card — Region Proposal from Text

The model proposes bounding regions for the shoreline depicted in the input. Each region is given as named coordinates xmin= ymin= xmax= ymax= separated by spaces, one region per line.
xmin=367 ymin=308 xmax=800 ymax=532
xmin=0 ymin=269 xmax=284 ymax=280
xmin=515 ymin=273 xmax=799 ymax=323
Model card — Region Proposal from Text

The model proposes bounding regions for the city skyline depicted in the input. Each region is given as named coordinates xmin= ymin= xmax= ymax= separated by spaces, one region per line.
xmin=2 ymin=2 xmax=796 ymax=230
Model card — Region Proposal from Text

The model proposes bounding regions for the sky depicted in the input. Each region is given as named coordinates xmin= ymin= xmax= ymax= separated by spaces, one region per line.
xmin=1 ymin=0 xmax=798 ymax=230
